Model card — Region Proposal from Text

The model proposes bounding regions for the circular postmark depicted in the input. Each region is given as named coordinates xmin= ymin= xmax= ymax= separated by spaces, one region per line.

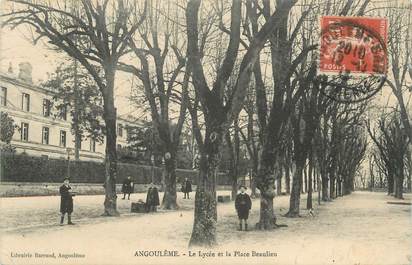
xmin=318 ymin=17 xmax=388 ymax=103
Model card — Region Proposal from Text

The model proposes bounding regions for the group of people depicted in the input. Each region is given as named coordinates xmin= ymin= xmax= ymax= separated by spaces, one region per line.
xmin=121 ymin=177 xmax=193 ymax=200
xmin=122 ymin=177 xmax=160 ymax=212
xmin=59 ymin=177 xmax=252 ymax=231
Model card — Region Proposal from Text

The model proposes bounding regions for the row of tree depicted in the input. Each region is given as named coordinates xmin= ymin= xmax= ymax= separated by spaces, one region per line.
xmin=368 ymin=112 xmax=411 ymax=199
xmin=366 ymin=0 xmax=412 ymax=199
xmin=2 ymin=0 xmax=410 ymax=247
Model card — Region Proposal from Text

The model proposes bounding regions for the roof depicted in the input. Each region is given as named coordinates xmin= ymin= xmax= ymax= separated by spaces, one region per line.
xmin=1 ymin=71 xmax=144 ymax=127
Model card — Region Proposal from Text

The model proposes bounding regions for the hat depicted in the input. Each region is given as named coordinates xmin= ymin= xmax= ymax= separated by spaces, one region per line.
xmin=239 ymin=185 xmax=247 ymax=189
xmin=63 ymin=177 xmax=70 ymax=181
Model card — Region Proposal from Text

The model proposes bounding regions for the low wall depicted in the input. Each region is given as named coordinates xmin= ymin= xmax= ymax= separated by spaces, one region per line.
xmin=0 ymin=182 xmax=233 ymax=197
xmin=1 ymin=153 xmax=232 ymax=185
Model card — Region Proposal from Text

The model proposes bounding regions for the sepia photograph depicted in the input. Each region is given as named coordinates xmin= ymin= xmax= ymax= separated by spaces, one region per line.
xmin=0 ymin=0 xmax=411 ymax=264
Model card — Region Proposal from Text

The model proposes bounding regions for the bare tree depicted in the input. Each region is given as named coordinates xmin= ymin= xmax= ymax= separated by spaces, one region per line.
xmin=185 ymin=0 xmax=297 ymax=246
xmin=119 ymin=0 xmax=189 ymax=209
xmin=2 ymin=0 xmax=146 ymax=215
xmin=242 ymin=0 xmax=321 ymax=225
xmin=367 ymin=112 xmax=410 ymax=199
xmin=382 ymin=1 xmax=412 ymax=141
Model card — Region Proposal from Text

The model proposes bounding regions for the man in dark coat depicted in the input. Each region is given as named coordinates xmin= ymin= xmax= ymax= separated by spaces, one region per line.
xmin=59 ymin=178 xmax=75 ymax=225
xmin=182 ymin=177 xmax=192 ymax=199
xmin=235 ymin=185 xmax=252 ymax=231
xmin=145 ymin=183 xmax=160 ymax=212
xmin=122 ymin=176 xmax=133 ymax=200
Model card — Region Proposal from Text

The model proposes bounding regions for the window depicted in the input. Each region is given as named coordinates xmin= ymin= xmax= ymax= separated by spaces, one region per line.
xmin=59 ymin=106 xmax=67 ymax=120
xmin=42 ymin=127 xmax=49 ymax=145
xmin=60 ymin=130 xmax=66 ymax=147
xmin=22 ymin=93 xmax=30 ymax=111
xmin=1 ymin=87 xmax=7 ymax=106
xmin=117 ymin=124 xmax=123 ymax=137
xmin=21 ymin=122 xmax=29 ymax=141
xmin=43 ymin=99 xmax=51 ymax=117
xmin=89 ymin=138 xmax=96 ymax=152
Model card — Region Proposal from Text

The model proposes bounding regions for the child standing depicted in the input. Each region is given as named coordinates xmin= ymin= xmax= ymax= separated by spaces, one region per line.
xmin=59 ymin=178 xmax=75 ymax=225
xmin=235 ymin=185 xmax=252 ymax=231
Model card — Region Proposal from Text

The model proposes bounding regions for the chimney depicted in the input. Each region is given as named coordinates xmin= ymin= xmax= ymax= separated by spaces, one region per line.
xmin=18 ymin=62 xmax=33 ymax=83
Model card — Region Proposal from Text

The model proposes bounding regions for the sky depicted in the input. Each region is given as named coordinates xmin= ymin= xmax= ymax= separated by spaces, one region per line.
xmin=0 ymin=24 xmax=140 ymax=119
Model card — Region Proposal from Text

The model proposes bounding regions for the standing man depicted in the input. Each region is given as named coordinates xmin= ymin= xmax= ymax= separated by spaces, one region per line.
xmin=235 ymin=185 xmax=252 ymax=231
xmin=59 ymin=178 xmax=75 ymax=225
xmin=122 ymin=176 xmax=133 ymax=200
xmin=182 ymin=177 xmax=192 ymax=199
xmin=145 ymin=183 xmax=160 ymax=212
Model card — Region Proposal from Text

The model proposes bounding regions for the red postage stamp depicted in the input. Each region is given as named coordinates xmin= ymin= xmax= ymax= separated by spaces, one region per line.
xmin=319 ymin=16 xmax=388 ymax=75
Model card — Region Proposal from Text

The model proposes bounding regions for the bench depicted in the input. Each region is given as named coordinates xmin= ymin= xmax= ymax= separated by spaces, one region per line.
xmin=131 ymin=202 xmax=146 ymax=213
xmin=217 ymin=195 xmax=231 ymax=203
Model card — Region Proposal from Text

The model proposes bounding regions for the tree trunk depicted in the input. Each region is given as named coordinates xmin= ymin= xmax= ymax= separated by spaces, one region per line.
xmin=256 ymin=174 xmax=277 ymax=229
xmin=276 ymin=160 xmax=282 ymax=195
xmin=329 ymin=175 xmax=336 ymax=199
xmin=277 ymin=176 xmax=282 ymax=195
xmin=388 ymin=174 xmax=394 ymax=195
xmin=286 ymin=160 xmax=304 ymax=217
xmin=338 ymin=178 xmax=343 ymax=197
xmin=73 ymin=57 xmax=80 ymax=161
xmin=395 ymin=178 xmax=403 ymax=199
xmin=394 ymin=165 xmax=404 ymax=199
xmin=342 ymin=179 xmax=348 ymax=195
xmin=258 ymin=190 xmax=276 ymax=229
xmin=74 ymin=132 xmax=81 ymax=161
xmin=100 ymin=65 xmax=119 ymax=216
xmin=285 ymin=163 xmax=291 ymax=194
xmin=250 ymin=166 xmax=258 ymax=197
xmin=321 ymin=170 xmax=329 ymax=201
xmin=303 ymin=166 xmax=308 ymax=193
xmin=189 ymin=139 xmax=220 ymax=246
xmin=307 ymin=157 xmax=313 ymax=210
xmin=336 ymin=177 xmax=340 ymax=196
xmin=370 ymin=171 xmax=375 ymax=191
xmin=161 ymin=152 xmax=178 ymax=210
xmin=407 ymin=150 xmax=411 ymax=192
xmin=255 ymin=162 xmax=277 ymax=229
xmin=231 ymin=177 xmax=238 ymax=201
xmin=379 ymin=170 xmax=384 ymax=188
xmin=102 ymin=71 xmax=119 ymax=216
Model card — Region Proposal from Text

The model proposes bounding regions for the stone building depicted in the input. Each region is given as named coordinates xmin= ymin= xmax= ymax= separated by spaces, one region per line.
xmin=0 ymin=62 xmax=141 ymax=161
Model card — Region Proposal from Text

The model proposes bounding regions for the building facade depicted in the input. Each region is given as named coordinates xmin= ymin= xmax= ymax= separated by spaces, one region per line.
xmin=0 ymin=63 xmax=141 ymax=162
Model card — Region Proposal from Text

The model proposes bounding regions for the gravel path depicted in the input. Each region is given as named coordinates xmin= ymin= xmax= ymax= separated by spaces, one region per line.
xmin=0 ymin=191 xmax=410 ymax=265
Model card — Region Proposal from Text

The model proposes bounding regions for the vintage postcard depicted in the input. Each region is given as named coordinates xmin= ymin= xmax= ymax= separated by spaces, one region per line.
xmin=0 ymin=0 xmax=411 ymax=264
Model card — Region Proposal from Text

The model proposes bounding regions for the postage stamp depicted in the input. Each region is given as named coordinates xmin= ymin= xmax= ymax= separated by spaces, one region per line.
xmin=319 ymin=16 xmax=388 ymax=75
